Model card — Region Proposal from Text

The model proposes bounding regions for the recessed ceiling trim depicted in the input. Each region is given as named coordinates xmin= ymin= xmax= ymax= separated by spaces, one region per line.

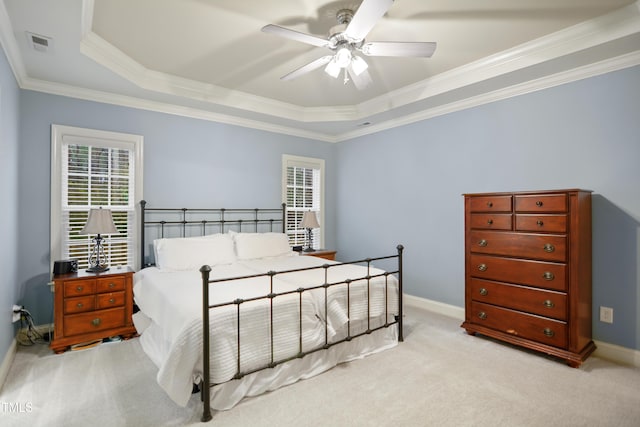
xmin=80 ymin=1 xmax=640 ymax=126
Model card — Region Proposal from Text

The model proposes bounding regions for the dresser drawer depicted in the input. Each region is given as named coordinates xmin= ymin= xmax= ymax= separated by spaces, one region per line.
xmin=63 ymin=307 xmax=126 ymax=337
xmin=96 ymin=276 xmax=125 ymax=293
xmin=515 ymin=214 xmax=567 ymax=233
xmin=64 ymin=279 xmax=96 ymax=297
xmin=96 ymin=291 xmax=125 ymax=309
xmin=64 ymin=296 xmax=96 ymax=314
xmin=470 ymin=254 xmax=566 ymax=291
xmin=470 ymin=231 xmax=566 ymax=262
xmin=471 ymin=302 xmax=567 ymax=348
xmin=515 ymin=194 xmax=567 ymax=212
xmin=470 ymin=278 xmax=567 ymax=320
xmin=470 ymin=214 xmax=512 ymax=230
xmin=469 ymin=195 xmax=512 ymax=212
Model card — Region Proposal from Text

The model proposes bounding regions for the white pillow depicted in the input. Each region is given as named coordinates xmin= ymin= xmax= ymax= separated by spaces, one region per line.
xmin=154 ymin=233 xmax=236 ymax=271
xmin=232 ymin=232 xmax=292 ymax=260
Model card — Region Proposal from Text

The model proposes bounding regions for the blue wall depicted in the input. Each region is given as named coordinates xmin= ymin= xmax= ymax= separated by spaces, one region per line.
xmin=16 ymin=90 xmax=336 ymax=336
xmin=336 ymin=65 xmax=640 ymax=350
xmin=0 ymin=45 xmax=21 ymax=365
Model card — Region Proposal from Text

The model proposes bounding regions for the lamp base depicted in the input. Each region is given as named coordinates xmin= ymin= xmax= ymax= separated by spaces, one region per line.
xmin=303 ymin=247 xmax=316 ymax=252
xmin=86 ymin=265 xmax=110 ymax=273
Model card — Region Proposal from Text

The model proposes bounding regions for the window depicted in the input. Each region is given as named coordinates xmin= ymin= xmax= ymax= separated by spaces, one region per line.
xmin=282 ymin=155 xmax=324 ymax=249
xmin=51 ymin=125 xmax=143 ymax=271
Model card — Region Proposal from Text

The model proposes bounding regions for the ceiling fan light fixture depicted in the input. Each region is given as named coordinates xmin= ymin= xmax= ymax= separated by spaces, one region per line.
xmin=334 ymin=47 xmax=352 ymax=68
xmin=324 ymin=60 xmax=341 ymax=78
xmin=351 ymin=55 xmax=368 ymax=76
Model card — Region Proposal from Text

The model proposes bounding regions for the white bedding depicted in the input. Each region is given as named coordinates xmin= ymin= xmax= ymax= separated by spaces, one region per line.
xmin=134 ymin=264 xmax=325 ymax=406
xmin=133 ymin=252 xmax=400 ymax=410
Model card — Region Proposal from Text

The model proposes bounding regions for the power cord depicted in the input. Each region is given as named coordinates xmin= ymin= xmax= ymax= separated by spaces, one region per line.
xmin=15 ymin=307 xmax=48 ymax=346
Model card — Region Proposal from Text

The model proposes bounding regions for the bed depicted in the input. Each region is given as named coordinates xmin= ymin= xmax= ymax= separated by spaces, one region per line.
xmin=133 ymin=201 xmax=404 ymax=422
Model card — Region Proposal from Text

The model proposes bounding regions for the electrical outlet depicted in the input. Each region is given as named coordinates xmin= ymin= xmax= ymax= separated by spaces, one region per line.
xmin=12 ymin=305 xmax=22 ymax=323
xmin=599 ymin=306 xmax=614 ymax=324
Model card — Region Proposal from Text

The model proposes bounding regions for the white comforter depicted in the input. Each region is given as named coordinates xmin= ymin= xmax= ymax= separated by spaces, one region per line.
xmin=134 ymin=263 xmax=325 ymax=406
xmin=133 ymin=254 xmax=400 ymax=407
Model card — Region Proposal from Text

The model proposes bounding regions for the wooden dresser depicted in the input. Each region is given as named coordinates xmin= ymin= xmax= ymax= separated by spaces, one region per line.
xmin=461 ymin=189 xmax=595 ymax=367
xmin=50 ymin=267 xmax=136 ymax=353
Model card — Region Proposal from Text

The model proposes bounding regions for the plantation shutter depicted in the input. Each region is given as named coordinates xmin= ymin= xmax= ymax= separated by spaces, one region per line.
xmin=283 ymin=156 xmax=324 ymax=249
xmin=52 ymin=125 xmax=143 ymax=272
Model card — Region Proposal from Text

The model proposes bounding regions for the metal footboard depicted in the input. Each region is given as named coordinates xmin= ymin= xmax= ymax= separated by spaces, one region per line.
xmin=199 ymin=245 xmax=404 ymax=422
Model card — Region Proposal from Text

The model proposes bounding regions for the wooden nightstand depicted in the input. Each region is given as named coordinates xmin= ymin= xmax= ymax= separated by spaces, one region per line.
xmin=302 ymin=249 xmax=337 ymax=261
xmin=50 ymin=267 xmax=137 ymax=354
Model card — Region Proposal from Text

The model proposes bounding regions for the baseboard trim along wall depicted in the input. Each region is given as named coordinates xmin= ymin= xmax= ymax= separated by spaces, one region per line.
xmin=0 ymin=338 xmax=17 ymax=392
xmin=404 ymin=293 xmax=640 ymax=369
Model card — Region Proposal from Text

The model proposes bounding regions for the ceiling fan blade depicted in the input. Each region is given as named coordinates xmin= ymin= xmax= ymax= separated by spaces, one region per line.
xmin=345 ymin=0 xmax=394 ymax=41
xmin=362 ymin=41 xmax=437 ymax=57
xmin=262 ymin=24 xmax=328 ymax=48
xmin=281 ymin=56 xmax=333 ymax=81
xmin=347 ymin=65 xmax=373 ymax=90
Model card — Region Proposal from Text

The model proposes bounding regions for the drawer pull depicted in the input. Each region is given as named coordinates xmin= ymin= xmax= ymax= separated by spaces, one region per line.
xmin=543 ymin=243 xmax=555 ymax=253
xmin=76 ymin=303 xmax=83 ymax=308
xmin=92 ymin=318 xmax=101 ymax=327
xmin=536 ymin=220 xmax=544 ymax=226
xmin=543 ymin=299 xmax=555 ymax=308
xmin=542 ymin=271 xmax=555 ymax=281
xmin=487 ymin=219 xmax=493 ymax=225
xmin=76 ymin=286 xmax=83 ymax=291
xmin=543 ymin=328 xmax=555 ymax=337
xmin=477 ymin=264 xmax=487 ymax=272
xmin=478 ymin=312 xmax=487 ymax=320
xmin=487 ymin=202 xmax=493 ymax=208
xmin=479 ymin=288 xmax=488 ymax=296
xmin=536 ymin=201 xmax=544 ymax=207
xmin=109 ymin=298 xmax=115 ymax=304
xmin=478 ymin=239 xmax=488 ymax=247
xmin=108 ymin=283 xmax=116 ymax=288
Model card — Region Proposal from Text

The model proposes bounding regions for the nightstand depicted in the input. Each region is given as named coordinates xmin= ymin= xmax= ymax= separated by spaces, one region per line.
xmin=302 ymin=249 xmax=337 ymax=261
xmin=50 ymin=267 xmax=136 ymax=354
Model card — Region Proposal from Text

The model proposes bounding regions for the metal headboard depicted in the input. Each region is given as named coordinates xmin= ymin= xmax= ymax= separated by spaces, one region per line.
xmin=139 ymin=200 xmax=286 ymax=267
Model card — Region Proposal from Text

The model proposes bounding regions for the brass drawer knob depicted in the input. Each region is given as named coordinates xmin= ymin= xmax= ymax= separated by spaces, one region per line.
xmin=478 ymin=312 xmax=487 ymax=320
xmin=76 ymin=286 xmax=83 ymax=291
xmin=479 ymin=288 xmax=488 ymax=296
xmin=477 ymin=264 xmax=487 ymax=272
xmin=536 ymin=201 xmax=544 ymax=207
xmin=543 ymin=328 xmax=555 ymax=337
xmin=109 ymin=298 xmax=115 ymax=304
xmin=478 ymin=239 xmax=488 ymax=247
xmin=487 ymin=202 xmax=493 ymax=208
xmin=92 ymin=318 xmax=101 ymax=327
xmin=543 ymin=243 xmax=555 ymax=253
xmin=536 ymin=220 xmax=544 ymax=226
xmin=487 ymin=219 xmax=493 ymax=225
xmin=108 ymin=283 xmax=116 ymax=288
xmin=543 ymin=299 xmax=555 ymax=308
xmin=76 ymin=303 xmax=83 ymax=308
xmin=542 ymin=271 xmax=555 ymax=281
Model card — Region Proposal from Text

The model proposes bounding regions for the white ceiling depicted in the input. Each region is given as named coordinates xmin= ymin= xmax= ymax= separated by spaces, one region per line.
xmin=2 ymin=0 xmax=639 ymax=142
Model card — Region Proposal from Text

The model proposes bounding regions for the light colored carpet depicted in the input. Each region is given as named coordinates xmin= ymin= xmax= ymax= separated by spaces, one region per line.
xmin=1 ymin=305 xmax=639 ymax=427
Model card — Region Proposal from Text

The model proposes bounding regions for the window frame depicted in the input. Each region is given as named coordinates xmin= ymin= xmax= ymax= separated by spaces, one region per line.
xmin=282 ymin=154 xmax=325 ymax=249
xmin=50 ymin=125 xmax=144 ymax=272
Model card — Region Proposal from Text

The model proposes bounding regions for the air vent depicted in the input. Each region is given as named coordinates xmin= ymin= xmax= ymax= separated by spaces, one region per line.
xmin=26 ymin=31 xmax=53 ymax=53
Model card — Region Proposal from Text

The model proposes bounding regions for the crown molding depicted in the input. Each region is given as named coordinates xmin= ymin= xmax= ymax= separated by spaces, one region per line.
xmin=0 ymin=0 xmax=26 ymax=87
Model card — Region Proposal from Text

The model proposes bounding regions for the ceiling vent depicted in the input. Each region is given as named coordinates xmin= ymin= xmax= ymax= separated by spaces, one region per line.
xmin=26 ymin=31 xmax=53 ymax=53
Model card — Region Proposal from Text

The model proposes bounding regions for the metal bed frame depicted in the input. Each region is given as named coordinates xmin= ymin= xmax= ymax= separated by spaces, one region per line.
xmin=139 ymin=201 xmax=404 ymax=422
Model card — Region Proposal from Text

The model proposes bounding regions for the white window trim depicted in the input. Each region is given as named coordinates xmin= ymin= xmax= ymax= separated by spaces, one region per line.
xmin=282 ymin=154 xmax=325 ymax=248
xmin=50 ymin=125 xmax=144 ymax=271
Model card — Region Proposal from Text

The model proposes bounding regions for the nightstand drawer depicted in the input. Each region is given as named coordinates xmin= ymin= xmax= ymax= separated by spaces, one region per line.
xmin=63 ymin=307 xmax=126 ymax=337
xmin=64 ymin=279 xmax=96 ymax=297
xmin=96 ymin=291 xmax=125 ymax=309
xmin=64 ymin=296 xmax=96 ymax=314
xmin=96 ymin=276 xmax=125 ymax=293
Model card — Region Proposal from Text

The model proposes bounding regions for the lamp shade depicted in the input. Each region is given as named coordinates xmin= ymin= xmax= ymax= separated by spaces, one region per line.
xmin=299 ymin=211 xmax=320 ymax=229
xmin=79 ymin=208 xmax=118 ymax=235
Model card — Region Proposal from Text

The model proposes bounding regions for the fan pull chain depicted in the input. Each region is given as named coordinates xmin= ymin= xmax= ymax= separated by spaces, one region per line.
xmin=343 ymin=68 xmax=350 ymax=85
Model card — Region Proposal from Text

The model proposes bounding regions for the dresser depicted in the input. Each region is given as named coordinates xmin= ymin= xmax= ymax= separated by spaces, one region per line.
xmin=461 ymin=189 xmax=595 ymax=367
xmin=50 ymin=268 xmax=137 ymax=353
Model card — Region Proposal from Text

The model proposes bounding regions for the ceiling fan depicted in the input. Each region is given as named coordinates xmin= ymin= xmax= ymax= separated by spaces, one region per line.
xmin=261 ymin=0 xmax=436 ymax=89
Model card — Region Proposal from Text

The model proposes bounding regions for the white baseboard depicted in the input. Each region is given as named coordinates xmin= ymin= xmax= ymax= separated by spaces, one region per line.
xmin=0 ymin=338 xmax=17 ymax=393
xmin=404 ymin=293 xmax=640 ymax=368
